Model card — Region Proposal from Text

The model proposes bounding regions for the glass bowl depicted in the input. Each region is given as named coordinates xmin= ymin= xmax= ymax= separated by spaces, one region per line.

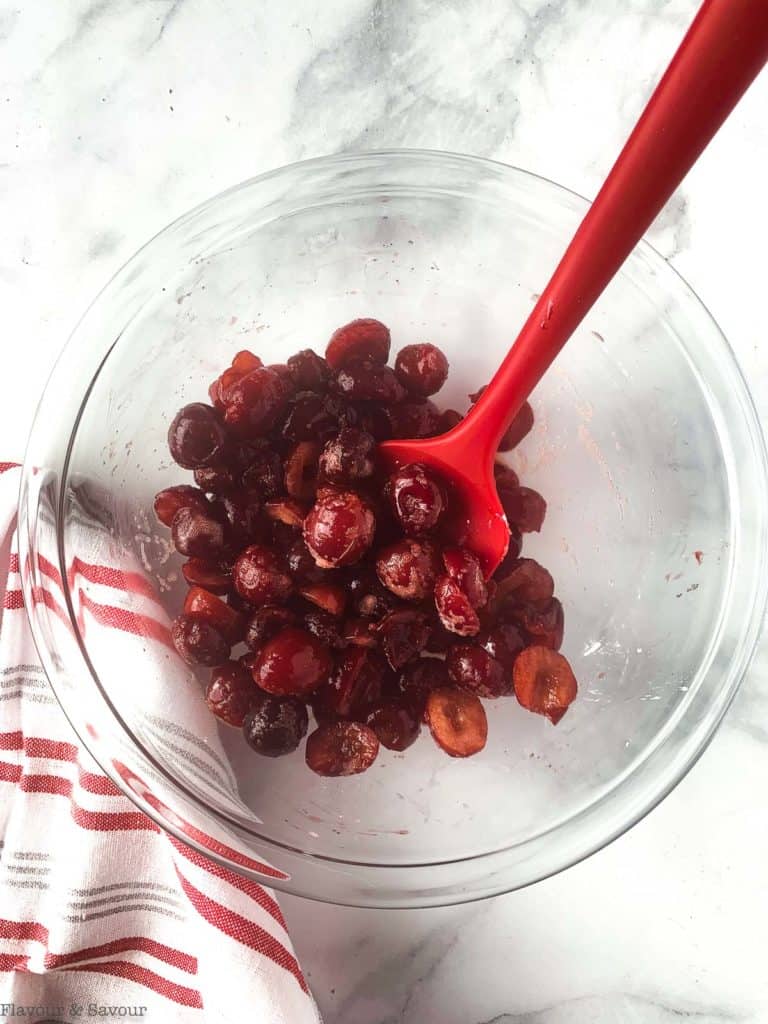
xmin=19 ymin=150 xmax=768 ymax=907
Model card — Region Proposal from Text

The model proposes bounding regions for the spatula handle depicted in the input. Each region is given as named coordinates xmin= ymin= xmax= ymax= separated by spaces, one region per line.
xmin=469 ymin=0 xmax=768 ymax=453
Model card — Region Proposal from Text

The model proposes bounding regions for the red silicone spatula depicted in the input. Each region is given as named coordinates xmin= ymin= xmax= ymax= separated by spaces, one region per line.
xmin=379 ymin=0 xmax=768 ymax=576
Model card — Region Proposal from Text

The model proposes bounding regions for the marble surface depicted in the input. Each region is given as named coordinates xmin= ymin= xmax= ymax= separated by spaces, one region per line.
xmin=1 ymin=0 xmax=767 ymax=1021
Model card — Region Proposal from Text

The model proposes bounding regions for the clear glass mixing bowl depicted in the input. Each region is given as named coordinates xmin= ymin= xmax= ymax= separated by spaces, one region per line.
xmin=19 ymin=150 xmax=768 ymax=907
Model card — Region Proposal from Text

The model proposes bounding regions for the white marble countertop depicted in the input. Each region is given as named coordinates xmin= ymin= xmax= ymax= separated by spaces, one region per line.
xmin=2 ymin=1 xmax=767 ymax=1021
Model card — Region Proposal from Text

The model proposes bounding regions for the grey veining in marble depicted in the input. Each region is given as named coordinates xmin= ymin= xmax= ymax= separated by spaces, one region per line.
xmin=1 ymin=1 xmax=767 ymax=1021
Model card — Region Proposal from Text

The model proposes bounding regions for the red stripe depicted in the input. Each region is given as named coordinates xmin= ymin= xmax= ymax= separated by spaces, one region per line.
xmin=17 ymin=774 xmax=153 ymax=831
xmin=169 ymin=836 xmax=286 ymax=930
xmin=0 ymin=919 xmax=196 ymax=976
xmin=0 ymin=462 xmax=20 ymax=474
xmin=111 ymin=759 xmax=288 ymax=881
xmin=0 ymin=919 xmax=49 ymax=943
xmin=175 ymin=867 xmax=308 ymax=993
xmin=25 ymin=736 xmax=78 ymax=762
xmin=37 ymin=553 xmax=63 ymax=589
xmin=0 ymin=953 xmax=30 ymax=971
xmin=61 ymin=961 xmax=202 ymax=1008
xmin=46 ymin=936 xmax=197 ymax=974
xmin=36 ymin=552 xmax=162 ymax=607
xmin=0 ymin=751 xmax=158 ymax=832
xmin=78 ymin=589 xmax=172 ymax=648
xmin=0 ymin=731 xmax=23 ymax=750
xmin=76 ymin=768 xmax=123 ymax=797
xmin=21 ymin=773 xmax=72 ymax=796
xmin=8 ymin=552 xmax=19 ymax=574
xmin=69 ymin=557 xmax=162 ymax=606
xmin=0 ymin=761 xmax=22 ymax=783
xmin=2 ymin=589 xmax=24 ymax=610
xmin=1 ymin=734 xmax=121 ymax=795
xmin=70 ymin=804 xmax=159 ymax=833
xmin=23 ymin=585 xmax=73 ymax=632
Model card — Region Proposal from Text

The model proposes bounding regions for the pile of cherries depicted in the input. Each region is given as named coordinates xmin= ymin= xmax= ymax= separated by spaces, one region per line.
xmin=155 ymin=318 xmax=577 ymax=777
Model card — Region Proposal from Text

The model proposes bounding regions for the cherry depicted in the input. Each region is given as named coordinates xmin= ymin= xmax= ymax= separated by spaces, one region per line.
xmin=313 ymin=648 xmax=389 ymax=720
xmin=264 ymin=498 xmax=307 ymax=529
xmin=377 ymin=609 xmax=431 ymax=670
xmin=284 ymin=441 xmax=320 ymax=501
xmin=446 ymin=645 xmax=509 ymax=698
xmin=181 ymin=559 xmax=232 ymax=595
xmin=399 ymin=658 xmax=449 ymax=700
xmin=286 ymin=348 xmax=331 ymax=391
xmin=253 ymin=626 xmax=332 ymax=697
xmin=375 ymin=539 xmax=439 ymax=601
xmin=299 ymin=583 xmax=347 ymax=617
xmin=355 ymin=403 xmax=394 ymax=441
xmin=394 ymin=343 xmax=449 ymax=396
xmin=232 ymin=349 xmax=263 ymax=375
xmin=184 ymin=586 xmax=244 ymax=643
xmin=286 ymin=538 xmax=326 ymax=583
xmin=222 ymin=367 xmax=290 ymax=438
xmin=172 ymin=615 xmax=229 ymax=666
xmin=303 ymin=609 xmax=347 ymax=650
xmin=498 ymin=400 xmax=534 ymax=451
xmin=153 ymin=485 xmax=209 ymax=527
xmin=305 ymin=721 xmax=380 ymax=776
xmin=494 ymin=461 xmax=520 ymax=491
xmin=333 ymin=362 xmax=406 ymax=403
xmin=244 ymin=605 xmax=297 ymax=652
xmin=325 ymin=318 xmax=390 ymax=370
xmin=493 ymin=527 xmax=523 ymax=580
xmin=513 ymin=597 xmax=564 ymax=650
xmin=243 ymin=692 xmax=308 ymax=756
xmin=388 ymin=399 xmax=442 ymax=439
xmin=425 ymin=687 xmax=487 ymax=757
xmin=303 ymin=491 xmax=376 ymax=568
xmin=493 ymin=558 xmax=554 ymax=609
xmin=319 ymin=428 xmax=376 ymax=485
xmin=438 ymin=408 xmax=463 ymax=433
xmin=205 ymin=662 xmax=256 ymax=727
xmin=240 ymin=442 xmax=283 ymax=498
xmin=477 ymin=622 xmax=526 ymax=670
xmin=219 ymin=490 xmax=263 ymax=546
xmin=193 ymin=464 xmax=237 ymax=494
xmin=442 ymin=547 xmax=488 ymax=609
xmin=513 ymin=646 xmax=577 ymax=724
xmin=168 ymin=403 xmax=228 ymax=469
xmin=434 ymin=575 xmax=481 ymax=636
xmin=233 ymin=545 xmax=292 ymax=607
xmin=500 ymin=486 xmax=547 ymax=533
xmin=344 ymin=569 xmax=396 ymax=620
xmin=342 ymin=618 xmax=378 ymax=648
xmin=281 ymin=393 xmax=350 ymax=444
xmin=171 ymin=507 xmax=226 ymax=560
xmin=366 ymin=701 xmax=420 ymax=751
xmin=388 ymin=463 xmax=445 ymax=536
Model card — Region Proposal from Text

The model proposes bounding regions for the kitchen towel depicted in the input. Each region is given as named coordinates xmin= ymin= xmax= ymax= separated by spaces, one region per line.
xmin=0 ymin=463 xmax=321 ymax=1024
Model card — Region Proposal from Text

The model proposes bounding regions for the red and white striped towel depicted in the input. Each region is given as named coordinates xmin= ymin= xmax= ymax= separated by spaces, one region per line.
xmin=0 ymin=463 xmax=321 ymax=1023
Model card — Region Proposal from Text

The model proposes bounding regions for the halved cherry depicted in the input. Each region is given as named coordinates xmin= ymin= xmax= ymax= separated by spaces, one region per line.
xmin=299 ymin=583 xmax=347 ymax=617
xmin=425 ymin=687 xmax=488 ymax=757
xmin=264 ymin=498 xmax=308 ymax=529
xmin=183 ymin=586 xmax=243 ymax=643
xmin=181 ymin=559 xmax=232 ymax=595
xmin=513 ymin=645 xmax=577 ymax=724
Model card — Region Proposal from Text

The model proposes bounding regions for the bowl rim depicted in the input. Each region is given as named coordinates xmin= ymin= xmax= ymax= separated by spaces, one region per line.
xmin=18 ymin=147 xmax=768 ymax=905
